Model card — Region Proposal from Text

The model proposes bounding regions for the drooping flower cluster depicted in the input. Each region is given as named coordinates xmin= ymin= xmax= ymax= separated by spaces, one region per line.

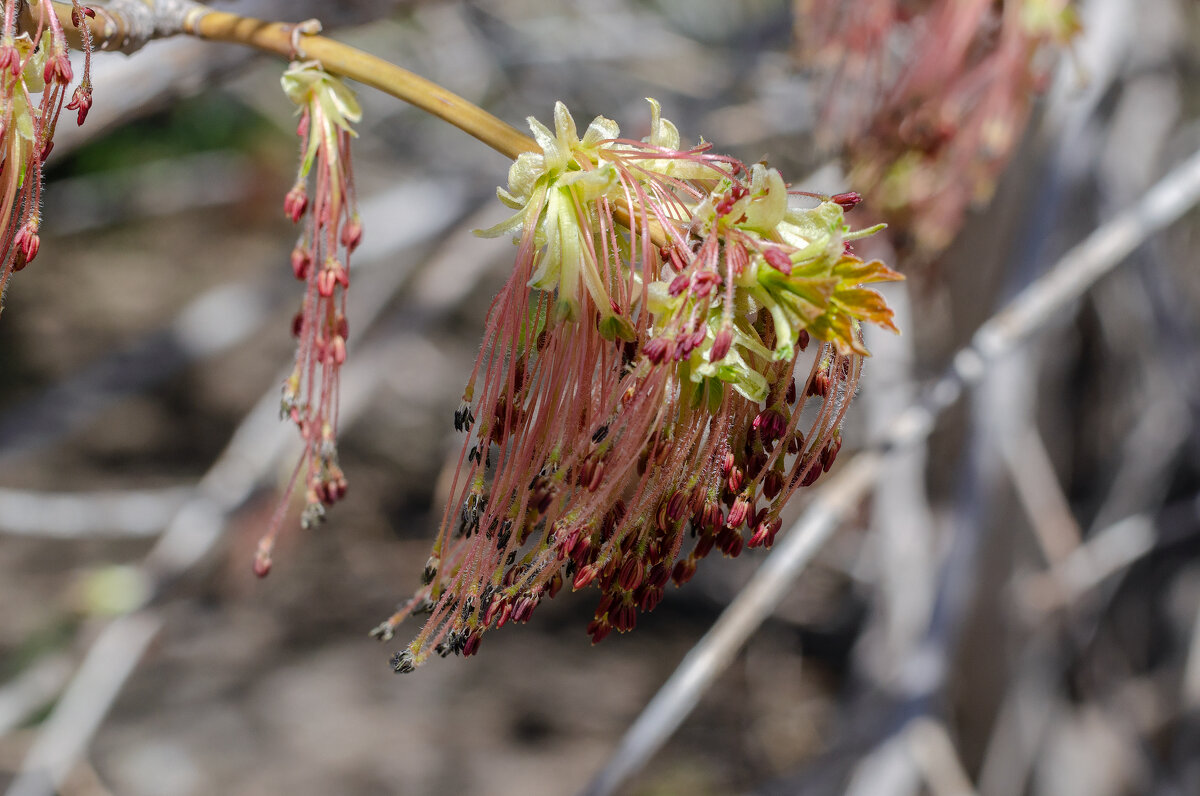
xmin=255 ymin=61 xmax=362 ymax=577
xmin=376 ymin=100 xmax=902 ymax=672
xmin=0 ymin=0 xmax=94 ymax=310
xmin=795 ymin=0 xmax=1080 ymax=257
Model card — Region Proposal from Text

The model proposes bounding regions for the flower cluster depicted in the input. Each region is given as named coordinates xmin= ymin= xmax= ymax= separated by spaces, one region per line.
xmin=376 ymin=100 xmax=902 ymax=672
xmin=0 ymin=0 xmax=93 ymax=310
xmin=796 ymin=0 xmax=1079 ymax=257
xmin=255 ymin=61 xmax=362 ymax=577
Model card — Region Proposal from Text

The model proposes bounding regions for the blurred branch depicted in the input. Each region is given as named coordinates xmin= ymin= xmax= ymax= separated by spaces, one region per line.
xmin=0 ymin=486 xmax=190 ymax=538
xmin=1 ymin=185 xmax=479 ymax=796
xmin=40 ymin=1 xmax=537 ymax=159
xmin=0 ymin=178 xmax=465 ymax=464
xmin=581 ymin=145 xmax=1200 ymax=796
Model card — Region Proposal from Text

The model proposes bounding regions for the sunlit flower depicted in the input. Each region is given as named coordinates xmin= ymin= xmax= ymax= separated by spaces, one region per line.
xmin=376 ymin=100 xmax=902 ymax=671
xmin=255 ymin=61 xmax=362 ymax=577
xmin=0 ymin=1 xmax=93 ymax=310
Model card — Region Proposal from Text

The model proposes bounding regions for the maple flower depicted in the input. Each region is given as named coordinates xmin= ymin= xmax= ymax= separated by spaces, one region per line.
xmin=254 ymin=61 xmax=362 ymax=577
xmin=0 ymin=0 xmax=93 ymax=310
xmin=374 ymin=100 xmax=902 ymax=672
xmin=796 ymin=0 xmax=1080 ymax=257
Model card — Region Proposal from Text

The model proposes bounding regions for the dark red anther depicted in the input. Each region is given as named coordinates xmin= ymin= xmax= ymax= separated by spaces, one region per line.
xmin=291 ymin=247 xmax=312 ymax=280
xmin=709 ymin=326 xmax=732 ymax=362
xmin=666 ymin=490 xmax=688 ymax=523
xmin=614 ymin=603 xmax=637 ymax=632
xmin=640 ymin=587 xmax=663 ymax=612
xmin=831 ymin=191 xmax=862 ymax=210
xmin=691 ymin=270 xmax=720 ymax=297
xmin=668 ymin=272 xmax=690 ymax=296
xmin=635 ymin=565 xmax=665 ymax=594
xmin=763 ymin=469 xmax=784 ymax=501
xmin=726 ymin=495 xmax=752 ymax=530
xmin=800 ymin=462 xmax=822 ymax=487
xmin=727 ymin=466 xmax=744 ymax=494
xmin=703 ymin=503 xmax=724 ymax=533
xmin=643 ymin=337 xmax=673 ymax=365
xmin=66 ymin=85 xmax=92 ymax=126
xmin=573 ymin=564 xmax=598 ymax=590
xmin=763 ymin=247 xmax=792 ymax=275
xmin=753 ymin=408 xmax=787 ymax=442
xmin=822 ymin=434 xmax=843 ymax=472
xmin=797 ymin=328 xmax=810 ymax=352
xmin=718 ymin=527 xmax=744 ymax=557
xmin=462 ymin=632 xmax=482 ymax=657
xmin=284 ymin=184 xmax=308 ymax=222
xmin=14 ymin=224 xmax=39 ymax=266
xmin=588 ymin=618 xmax=612 ymax=644
xmin=340 ymin=217 xmax=363 ymax=252
xmin=618 ymin=558 xmax=644 ymax=591
xmin=672 ymin=556 xmax=697 ymax=586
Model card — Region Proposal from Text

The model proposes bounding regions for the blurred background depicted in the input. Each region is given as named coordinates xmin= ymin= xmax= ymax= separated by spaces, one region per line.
xmin=1 ymin=0 xmax=1199 ymax=794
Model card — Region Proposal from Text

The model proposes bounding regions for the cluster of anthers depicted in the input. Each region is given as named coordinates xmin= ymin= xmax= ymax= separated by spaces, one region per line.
xmin=373 ymin=100 xmax=902 ymax=672
xmin=255 ymin=61 xmax=362 ymax=577
xmin=0 ymin=0 xmax=93 ymax=310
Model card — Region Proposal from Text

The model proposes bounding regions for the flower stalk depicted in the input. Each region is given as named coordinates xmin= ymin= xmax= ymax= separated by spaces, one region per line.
xmin=254 ymin=61 xmax=362 ymax=577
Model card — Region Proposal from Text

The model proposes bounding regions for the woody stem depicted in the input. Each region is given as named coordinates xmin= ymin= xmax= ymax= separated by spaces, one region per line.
xmin=35 ymin=1 xmax=539 ymax=160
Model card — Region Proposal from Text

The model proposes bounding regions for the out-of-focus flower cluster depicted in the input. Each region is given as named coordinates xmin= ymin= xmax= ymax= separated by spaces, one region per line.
xmin=255 ymin=61 xmax=362 ymax=577
xmin=0 ymin=0 xmax=93 ymax=309
xmin=796 ymin=0 xmax=1080 ymax=257
xmin=377 ymin=100 xmax=902 ymax=672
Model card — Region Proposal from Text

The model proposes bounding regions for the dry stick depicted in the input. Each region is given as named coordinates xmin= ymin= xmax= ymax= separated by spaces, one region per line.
xmin=580 ymin=146 xmax=1200 ymax=796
